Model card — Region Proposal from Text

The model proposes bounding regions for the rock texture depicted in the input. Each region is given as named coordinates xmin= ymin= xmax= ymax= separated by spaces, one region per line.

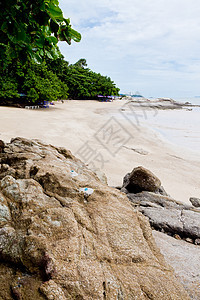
xmin=0 ymin=137 xmax=189 ymax=299
xmin=121 ymin=170 xmax=200 ymax=243
xmin=153 ymin=230 xmax=200 ymax=300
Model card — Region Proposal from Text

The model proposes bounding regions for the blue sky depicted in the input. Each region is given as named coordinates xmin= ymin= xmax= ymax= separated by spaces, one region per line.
xmin=58 ymin=0 xmax=200 ymax=97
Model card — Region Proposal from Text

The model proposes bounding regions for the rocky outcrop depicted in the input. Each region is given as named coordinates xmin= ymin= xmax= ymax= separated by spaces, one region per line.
xmin=0 ymin=137 xmax=189 ymax=299
xmin=121 ymin=170 xmax=200 ymax=244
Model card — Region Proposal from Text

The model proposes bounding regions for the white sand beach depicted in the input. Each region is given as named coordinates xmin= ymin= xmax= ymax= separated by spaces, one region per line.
xmin=0 ymin=99 xmax=199 ymax=204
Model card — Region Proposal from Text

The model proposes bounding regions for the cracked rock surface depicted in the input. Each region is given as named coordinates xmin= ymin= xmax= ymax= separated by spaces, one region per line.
xmin=122 ymin=170 xmax=200 ymax=242
xmin=0 ymin=137 xmax=189 ymax=299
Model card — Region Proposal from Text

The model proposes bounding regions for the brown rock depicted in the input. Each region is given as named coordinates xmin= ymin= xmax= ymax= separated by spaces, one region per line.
xmin=123 ymin=166 xmax=161 ymax=193
xmin=0 ymin=140 xmax=5 ymax=153
xmin=189 ymin=197 xmax=200 ymax=208
xmin=0 ymin=138 xmax=189 ymax=299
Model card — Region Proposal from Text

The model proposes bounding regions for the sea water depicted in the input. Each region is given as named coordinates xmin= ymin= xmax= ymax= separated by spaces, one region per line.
xmin=139 ymin=97 xmax=200 ymax=153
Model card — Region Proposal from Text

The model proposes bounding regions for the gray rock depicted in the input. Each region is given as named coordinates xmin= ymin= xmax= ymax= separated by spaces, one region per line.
xmin=127 ymin=191 xmax=190 ymax=210
xmin=141 ymin=207 xmax=184 ymax=234
xmin=153 ymin=230 xmax=200 ymax=300
xmin=121 ymin=168 xmax=200 ymax=241
xmin=181 ymin=210 xmax=200 ymax=239
xmin=140 ymin=206 xmax=200 ymax=239
xmin=189 ymin=197 xmax=200 ymax=207
xmin=195 ymin=238 xmax=200 ymax=245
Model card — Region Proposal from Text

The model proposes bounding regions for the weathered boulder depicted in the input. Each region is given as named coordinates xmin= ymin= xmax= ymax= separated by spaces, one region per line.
xmin=122 ymin=166 xmax=161 ymax=193
xmin=190 ymin=197 xmax=200 ymax=208
xmin=0 ymin=138 xmax=189 ymax=299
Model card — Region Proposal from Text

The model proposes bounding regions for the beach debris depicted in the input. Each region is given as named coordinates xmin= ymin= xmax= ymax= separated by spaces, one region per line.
xmin=189 ymin=197 xmax=200 ymax=208
xmin=70 ymin=170 xmax=78 ymax=177
xmin=123 ymin=146 xmax=149 ymax=155
xmin=79 ymin=187 xmax=94 ymax=196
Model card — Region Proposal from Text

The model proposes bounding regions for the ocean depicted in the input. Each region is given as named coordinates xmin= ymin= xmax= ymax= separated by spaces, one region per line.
xmin=139 ymin=97 xmax=200 ymax=153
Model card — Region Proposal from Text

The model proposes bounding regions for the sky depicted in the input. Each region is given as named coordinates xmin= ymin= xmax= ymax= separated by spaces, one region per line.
xmin=58 ymin=0 xmax=200 ymax=97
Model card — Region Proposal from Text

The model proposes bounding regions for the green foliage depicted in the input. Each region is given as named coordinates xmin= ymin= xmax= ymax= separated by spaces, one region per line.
xmin=22 ymin=62 xmax=69 ymax=102
xmin=0 ymin=0 xmax=81 ymax=67
xmin=0 ymin=59 xmax=68 ymax=104
xmin=0 ymin=76 xmax=19 ymax=99
xmin=48 ymin=58 xmax=120 ymax=99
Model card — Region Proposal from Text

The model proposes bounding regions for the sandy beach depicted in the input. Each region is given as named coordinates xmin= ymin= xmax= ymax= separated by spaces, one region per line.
xmin=0 ymin=99 xmax=199 ymax=204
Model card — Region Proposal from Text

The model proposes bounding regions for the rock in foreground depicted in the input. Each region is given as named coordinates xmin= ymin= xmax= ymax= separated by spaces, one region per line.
xmin=0 ymin=138 xmax=189 ymax=299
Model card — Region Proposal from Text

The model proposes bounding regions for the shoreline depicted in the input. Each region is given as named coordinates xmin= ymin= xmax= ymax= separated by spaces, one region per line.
xmin=0 ymin=99 xmax=199 ymax=204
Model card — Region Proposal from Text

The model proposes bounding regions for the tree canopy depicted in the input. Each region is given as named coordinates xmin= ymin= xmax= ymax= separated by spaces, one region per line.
xmin=0 ymin=0 xmax=81 ymax=67
xmin=46 ymin=58 xmax=120 ymax=99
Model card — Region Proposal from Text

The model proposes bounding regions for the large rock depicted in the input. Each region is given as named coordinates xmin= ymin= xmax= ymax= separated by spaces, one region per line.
xmin=122 ymin=166 xmax=161 ymax=193
xmin=127 ymin=191 xmax=200 ymax=241
xmin=0 ymin=137 xmax=189 ymax=299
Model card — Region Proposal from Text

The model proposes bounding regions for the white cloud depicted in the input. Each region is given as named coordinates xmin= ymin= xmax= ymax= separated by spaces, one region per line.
xmin=58 ymin=0 xmax=200 ymax=97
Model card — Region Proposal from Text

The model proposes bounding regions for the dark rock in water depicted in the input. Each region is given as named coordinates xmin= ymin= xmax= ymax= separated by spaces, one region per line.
xmin=0 ymin=137 xmax=189 ymax=299
xmin=122 ymin=166 xmax=161 ymax=193
xmin=189 ymin=197 xmax=200 ymax=207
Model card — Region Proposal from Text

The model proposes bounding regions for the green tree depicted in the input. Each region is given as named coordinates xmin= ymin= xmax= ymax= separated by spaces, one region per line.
xmin=0 ymin=0 xmax=81 ymax=67
xmin=50 ymin=58 xmax=120 ymax=99
xmin=22 ymin=61 xmax=68 ymax=102
xmin=0 ymin=59 xmax=68 ymax=104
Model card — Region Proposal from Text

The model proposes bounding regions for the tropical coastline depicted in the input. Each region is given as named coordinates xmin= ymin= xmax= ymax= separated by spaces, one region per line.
xmin=0 ymin=98 xmax=199 ymax=205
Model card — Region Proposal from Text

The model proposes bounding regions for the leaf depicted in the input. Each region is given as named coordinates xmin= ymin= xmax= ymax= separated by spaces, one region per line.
xmin=36 ymin=35 xmax=45 ymax=48
xmin=16 ymin=27 xmax=27 ymax=42
xmin=45 ymin=3 xmax=63 ymax=21
xmin=1 ymin=22 xmax=8 ymax=33
xmin=45 ymin=50 xmax=54 ymax=59
xmin=46 ymin=36 xmax=58 ymax=45
xmin=68 ymin=28 xmax=81 ymax=43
